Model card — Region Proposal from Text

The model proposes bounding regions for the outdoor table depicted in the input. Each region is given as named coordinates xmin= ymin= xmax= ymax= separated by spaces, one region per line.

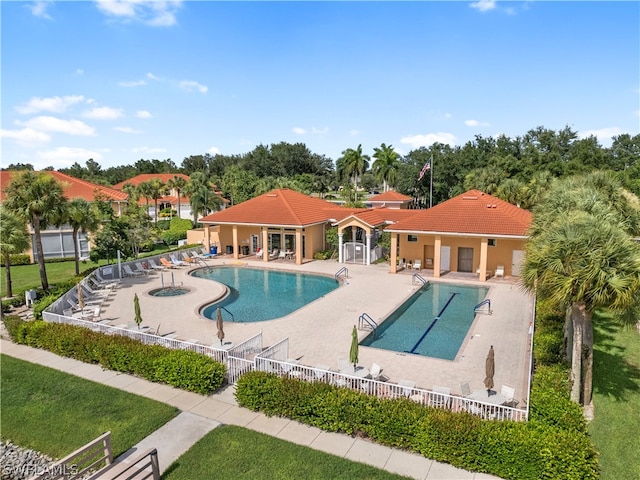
xmin=351 ymin=366 xmax=370 ymax=378
xmin=468 ymin=389 xmax=508 ymax=405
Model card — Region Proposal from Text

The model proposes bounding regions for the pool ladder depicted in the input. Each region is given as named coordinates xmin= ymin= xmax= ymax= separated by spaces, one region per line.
xmin=358 ymin=312 xmax=378 ymax=338
xmin=474 ymin=299 xmax=492 ymax=315
xmin=219 ymin=306 xmax=236 ymax=322
xmin=335 ymin=267 xmax=349 ymax=281
xmin=412 ymin=273 xmax=429 ymax=287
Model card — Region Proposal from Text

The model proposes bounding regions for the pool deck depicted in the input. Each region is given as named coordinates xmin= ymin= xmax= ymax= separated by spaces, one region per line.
xmin=97 ymin=255 xmax=534 ymax=405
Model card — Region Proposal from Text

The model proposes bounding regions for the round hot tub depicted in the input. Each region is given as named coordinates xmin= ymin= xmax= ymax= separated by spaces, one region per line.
xmin=149 ymin=287 xmax=190 ymax=297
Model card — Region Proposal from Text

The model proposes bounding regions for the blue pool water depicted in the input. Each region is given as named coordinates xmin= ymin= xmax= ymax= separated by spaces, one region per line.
xmin=361 ymin=283 xmax=488 ymax=360
xmin=194 ymin=267 xmax=339 ymax=322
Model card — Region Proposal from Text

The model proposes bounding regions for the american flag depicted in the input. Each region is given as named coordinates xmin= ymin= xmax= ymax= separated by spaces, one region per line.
xmin=418 ymin=160 xmax=431 ymax=181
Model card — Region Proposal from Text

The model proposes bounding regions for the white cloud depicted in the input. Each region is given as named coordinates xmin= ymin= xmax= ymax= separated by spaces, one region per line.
xmin=76 ymin=69 xmax=84 ymax=76
xmin=292 ymin=127 xmax=306 ymax=135
xmin=119 ymin=79 xmax=146 ymax=87
xmin=0 ymin=127 xmax=51 ymax=147
xmin=132 ymin=146 xmax=167 ymax=154
xmin=350 ymin=130 xmax=361 ymax=136
xmin=28 ymin=1 xmax=52 ymax=20
xmin=136 ymin=110 xmax=153 ymax=119
xmin=465 ymin=119 xmax=490 ymax=127
xmin=16 ymin=95 xmax=85 ymax=114
xmin=17 ymin=116 xmax=95 ymax=136
xmin=312 ymin=127 xmax=329 ymax=135
xmin=579 ymin=127 xmax=626 ymax=141
xmin=178 ymin=80 xmax=208 ymax=93
xmin=114 ymin=126 xmax=141 ymax=134
xmin=146 ymin=72 xmax=160 ymax=81
xmin=400 ymin=132 xmax=457 ymax=148
xmin=37 ymin=147 xmax=103 ymax=165
xmin=95 ymin=0 xmax=182 ymax=27
xmin=207 ymin=146 xmax=221 ymax=155
xmin=82 ymin=106 xmax=124 ymax=120
xmin=470 ymin=0 xmax=497 ymax=13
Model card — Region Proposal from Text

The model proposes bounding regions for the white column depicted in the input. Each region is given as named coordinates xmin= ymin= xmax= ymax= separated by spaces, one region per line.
xmin=366 ymin=233 xmax=372 ymax=265
xmin=338 ymin=232 xmax=344 ymax=264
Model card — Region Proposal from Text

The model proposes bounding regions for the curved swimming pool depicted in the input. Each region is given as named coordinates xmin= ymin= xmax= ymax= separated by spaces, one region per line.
xmin=193 ymin=266 xmax=339 ymax=322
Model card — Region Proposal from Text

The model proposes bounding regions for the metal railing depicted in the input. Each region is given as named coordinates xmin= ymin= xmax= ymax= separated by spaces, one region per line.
xmin=335 ymin=266 xmax=349 ymax=281
xmin=219 ymin=305 xmax=235 ymax=322
xmin=358 ymin=313 xmax=378 ymax=337
xmin=411 ymin=273 xmax=428 ymax=287
xmin=474 ymin=299 xmax=492 ymax=314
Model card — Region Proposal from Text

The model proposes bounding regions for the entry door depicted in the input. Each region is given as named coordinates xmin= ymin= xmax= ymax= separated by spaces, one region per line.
xmin=512 ymin=250 xmax=525 ymax=276
xmin=457 ymin=247 xmax=474 ymax=272
xmin=440 ymin=246 xmax=451 ymax=272
xmin=251 ymin=235 xmax=259 ymax=253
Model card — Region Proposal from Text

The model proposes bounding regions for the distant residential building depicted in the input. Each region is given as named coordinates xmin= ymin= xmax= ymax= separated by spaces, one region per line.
xmin=0 ymin=171 xmax=128 ymax=261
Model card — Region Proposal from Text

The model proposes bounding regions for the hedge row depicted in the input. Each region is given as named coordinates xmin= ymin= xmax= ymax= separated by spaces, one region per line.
xmin=235 ymin=372 xmax=597 ymax=480
xmin=5 ymin=317 xmax=225 ymax=395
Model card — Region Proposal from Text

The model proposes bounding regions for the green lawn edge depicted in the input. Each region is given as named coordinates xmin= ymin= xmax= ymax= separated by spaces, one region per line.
xmin=0 ymin=354 xmax=179 ymax=459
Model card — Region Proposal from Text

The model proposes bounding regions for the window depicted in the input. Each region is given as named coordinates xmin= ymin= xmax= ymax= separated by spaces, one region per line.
xmin=408 ymin=235 xmax=418 ymax=242
xmin=488 ymin=239 xmax=497 ymax=247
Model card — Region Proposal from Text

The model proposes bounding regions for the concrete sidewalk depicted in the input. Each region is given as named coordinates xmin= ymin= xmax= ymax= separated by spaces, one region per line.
xmin=0 ymin=339 xmax=500 ymax=480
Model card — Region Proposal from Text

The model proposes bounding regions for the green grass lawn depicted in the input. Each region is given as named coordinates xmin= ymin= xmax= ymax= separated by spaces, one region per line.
xmin=161 ymin=425 xmax=410 ymax=480
xmin=589 ymin=313 xmax=640 ymax=480
xmin=0 ymin=354 xmax=179 ymax=459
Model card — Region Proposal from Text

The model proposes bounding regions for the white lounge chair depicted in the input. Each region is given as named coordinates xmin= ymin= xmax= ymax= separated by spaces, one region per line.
xmin=269 ymin=249 xmax=279 ymax=260
xmin=369 ymin=363 xmax=388 ymax=382
xmin=430 ymin=385 xmax=452 ymax=407
xmin=135 ymin=262 xmax=154 ymax=275
xmin=123 ymin=265 xmax=144 ymax=278
xmin=255 ymin=247 xmax=263 ymax=258
xmin=398 ymin=379 xmax=416 ymax=397
xmin=495 ymin=265 xmax=505 ymax=278
xmin=148 ymin=259 xmax=167 ymax=271
xmin=412 ymin=259 xmax=421 ymax=270
xmin=170 ymin=254 xmax=189 ymax=267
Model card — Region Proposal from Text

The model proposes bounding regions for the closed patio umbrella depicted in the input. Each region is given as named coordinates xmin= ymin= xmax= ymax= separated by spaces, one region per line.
xmin=484 ymin=345 xmax=495 ymax=396
xmin=77 ymin=283 xmax=84 ymax=310
xmin=216 ymin=307 xmax=225 ymax=346
xmin=350 ymin=325 xmax=359 ymax=372
xmin=133 ymin=293 xmax=143 ymax=329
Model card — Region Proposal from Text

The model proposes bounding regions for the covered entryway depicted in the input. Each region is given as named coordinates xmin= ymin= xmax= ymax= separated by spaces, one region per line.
xmin=343 ymin=242 xmax=366 ymax=264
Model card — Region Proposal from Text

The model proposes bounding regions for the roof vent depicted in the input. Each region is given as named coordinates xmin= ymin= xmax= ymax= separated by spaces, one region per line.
xmin=266 ymin=194 xmax=278 ymax=197
xmin=463 ymin=196 xmax=478 ymax=200
xmin=492 ymin=204 xmax=497 ymax=208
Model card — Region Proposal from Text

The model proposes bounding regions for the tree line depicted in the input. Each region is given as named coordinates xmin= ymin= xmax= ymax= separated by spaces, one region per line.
xmin=4 ymin=126 xmax=639 ymax=207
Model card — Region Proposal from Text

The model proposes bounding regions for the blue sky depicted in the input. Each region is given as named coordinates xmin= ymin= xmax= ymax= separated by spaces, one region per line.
xmin=2 ymin=1 xmax=639 ymax=171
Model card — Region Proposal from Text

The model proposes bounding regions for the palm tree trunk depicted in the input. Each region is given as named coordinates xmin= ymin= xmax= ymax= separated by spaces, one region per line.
xmin=582 ymin=308 xmax=594 ymax=406
xmin=177 ymin=191 xmax=181 ymax=218
xmin=4 ymin=252 xmax=13 ymax=298
xmin=154 ymin=199 xmax=159 ymax=224
xmin=32 ymin=214 xmax=49 ymax=291
xmin=570 ymin=302 xmax=587 ymax=404
xmin=72 ymin=228 xmax=80 ymax=276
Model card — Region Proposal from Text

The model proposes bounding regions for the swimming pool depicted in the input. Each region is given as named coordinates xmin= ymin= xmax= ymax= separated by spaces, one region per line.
xmin=194 ymin=267 xmax=339 ymax=322
xmin=361 ymin=282 xmax=489 ymax=360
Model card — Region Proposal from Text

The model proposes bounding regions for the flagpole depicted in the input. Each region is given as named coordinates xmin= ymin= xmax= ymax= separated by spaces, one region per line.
xmin=429 ymin=154 xmax=433 ymax=208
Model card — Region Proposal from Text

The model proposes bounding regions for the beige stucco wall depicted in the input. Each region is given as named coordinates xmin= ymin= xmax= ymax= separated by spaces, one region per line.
xmin=396 ymin=233 xmax=526 ymax=276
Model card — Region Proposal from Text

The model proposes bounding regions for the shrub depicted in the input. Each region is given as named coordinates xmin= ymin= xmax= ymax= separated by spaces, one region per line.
xmin=313 ymin=249 xmax=335 ymax=260
xmin=169 ymin=217 xmax=193 ymax=231
xmin=235 ymin=372 xmax=598 ymax=479
xmin=161 ymin=231 xmax=187 ymax=245
xmin=8 ymin=254 xmax=31 ymax=265
xmin=7 ymin=320 xmax=226 ymax=395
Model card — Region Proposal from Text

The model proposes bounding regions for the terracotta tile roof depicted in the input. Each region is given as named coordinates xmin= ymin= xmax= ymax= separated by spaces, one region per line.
xmin=200 ymin=188 xmax=344 ymax=227
xmin=387 ymin=190 xmax=532 ymax=237
xmin=112 ymin=173 xmax=190 ymax=189
xmin=368 ymin=190 xmax=412 ymax=202
xmin=0 ymin=170 xmax=128 ymax=203
xmin=341 ymin=208 xmax=420 ymax=228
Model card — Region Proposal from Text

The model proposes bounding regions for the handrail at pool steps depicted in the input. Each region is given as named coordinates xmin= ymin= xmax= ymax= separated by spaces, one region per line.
xmin=358 ymin=313 xmax=378 ymax=338
xmin=411 ymin=273 xmax=429 ymax=287
xmin=219 ymin=305 xmax=235 ymax=322
xmin=474 ymin=299 xmax=492 ymax=314
xmin=335 ymin=266 xmax=349 ymax=281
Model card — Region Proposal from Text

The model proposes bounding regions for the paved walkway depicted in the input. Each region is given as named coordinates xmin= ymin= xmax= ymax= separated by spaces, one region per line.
xmin=1 ymin=339 xmax=501 ymax=480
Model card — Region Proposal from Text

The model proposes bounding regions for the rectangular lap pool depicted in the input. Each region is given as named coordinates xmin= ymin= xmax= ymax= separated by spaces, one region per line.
xmin=361 ymin=282 xmax=489 ymax=360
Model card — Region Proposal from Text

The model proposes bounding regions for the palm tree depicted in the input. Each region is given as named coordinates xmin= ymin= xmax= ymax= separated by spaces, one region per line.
xmin=121 ymin=182 xmax=139 ymax=208
xmin=372 ymin=143 xmax=400 ymax=192
xmin=3 ymin=172 xmax=67 ymax=290
xmin=0 ymin=205 xmax=31 ymax=299
xmin=147 ymin=178 xmax=168 ymax=224
xmin=167 ymin=175 xmax=187 ymax=219
xmin=337 ymin=144 xmax=370 ymax=188
xmin=185 ymin=172 xmax=221 ymax=225
xmin=521 ymin=173 xmax=640 ymax=405
xmin=136 ymin=181 xmax=154 ymax=219
xmin=66 ymin=199 xmax=100 ymax=276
